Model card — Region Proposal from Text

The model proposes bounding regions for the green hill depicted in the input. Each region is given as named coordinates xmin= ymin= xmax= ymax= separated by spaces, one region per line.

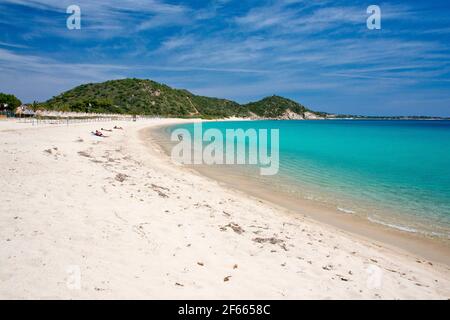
xmin=245 ymin=95 xmax=309 ymax=118
xmin=42 ymin=78 xmax=323 ymax=119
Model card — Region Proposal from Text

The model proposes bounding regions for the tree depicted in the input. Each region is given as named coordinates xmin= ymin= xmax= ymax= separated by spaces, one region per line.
xmin=0 ymin=93 xmax=22 ymax=111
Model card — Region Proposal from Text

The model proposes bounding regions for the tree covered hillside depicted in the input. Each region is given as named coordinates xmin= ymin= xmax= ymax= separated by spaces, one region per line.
xmin=244 ymin=95 xmax=310 ymax=118
xmin=43 ymin=79 xmax=249 ymax=118
xmin=42 ymin=78 xmax=323 ymax=119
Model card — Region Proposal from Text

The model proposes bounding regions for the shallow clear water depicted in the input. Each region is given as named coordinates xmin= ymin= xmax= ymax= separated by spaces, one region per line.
xmin=169 ymin=120 xmax=450 ymax=238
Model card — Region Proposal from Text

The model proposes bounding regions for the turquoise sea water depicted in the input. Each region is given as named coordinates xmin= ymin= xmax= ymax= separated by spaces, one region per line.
xmin=169 ymin=120 xmax=450 ymax=238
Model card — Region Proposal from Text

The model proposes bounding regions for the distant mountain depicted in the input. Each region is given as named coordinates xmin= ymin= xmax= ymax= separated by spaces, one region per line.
xmin=244 ymin=95 xmax=329 ymax=120
xmin=42 ymin=78 xmax=326 ymax=119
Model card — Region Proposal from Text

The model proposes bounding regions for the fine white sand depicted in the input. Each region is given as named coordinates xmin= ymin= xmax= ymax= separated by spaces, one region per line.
xmin=0 ymin=118 xmax=449 ymax=299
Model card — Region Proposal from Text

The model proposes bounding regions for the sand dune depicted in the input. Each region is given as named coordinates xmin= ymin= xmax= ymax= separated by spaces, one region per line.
xmin=0 ymin=119 xmax=449 ymax=299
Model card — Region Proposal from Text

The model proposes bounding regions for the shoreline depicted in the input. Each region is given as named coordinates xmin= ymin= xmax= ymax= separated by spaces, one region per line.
xmin=149 ymin=121 xmax=450 ymax=266
xmin=1 ymin=118 xmax=449 ymax=299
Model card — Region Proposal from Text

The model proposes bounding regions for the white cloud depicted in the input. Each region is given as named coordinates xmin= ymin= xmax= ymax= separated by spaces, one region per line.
xmin=1 ymin=0 xmax=193 ymax=37
xmin=0 ymin=48 xmax=129 ymax=101
xmin=234 ymin=2 xmax=414 ymax=34
xmin=0 ymin=41 xmax=29 ymax=49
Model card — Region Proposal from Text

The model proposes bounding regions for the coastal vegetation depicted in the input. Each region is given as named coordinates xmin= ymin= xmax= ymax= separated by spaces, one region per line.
xmin=9 ymin=79 xmax=449 ymax=120
xmin=0 ymin=93 xmax=22 ymax=111
xmin=38 ymin=78 xmax=323 ymax=119
xmin=245 ymin=95 xmax=310 ymax=118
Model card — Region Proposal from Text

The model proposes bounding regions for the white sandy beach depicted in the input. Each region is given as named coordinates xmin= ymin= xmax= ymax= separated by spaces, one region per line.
xmin=0 ymin=118 xmax=449 ymax=299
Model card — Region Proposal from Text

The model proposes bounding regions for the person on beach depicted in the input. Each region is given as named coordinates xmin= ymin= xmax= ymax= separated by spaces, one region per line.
xmin=92 ymin=130 xmax=107 ymax=137
xmin=113 ymin=126 xmax=123 ymax=130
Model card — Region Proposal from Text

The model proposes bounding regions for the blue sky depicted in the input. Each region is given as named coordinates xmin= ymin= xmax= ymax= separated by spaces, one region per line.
xmin=0 ymin=0 xmax=449 ymax=116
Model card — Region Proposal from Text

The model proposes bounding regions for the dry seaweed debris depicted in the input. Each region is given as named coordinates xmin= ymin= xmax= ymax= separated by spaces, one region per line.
xmin=220 ymin=222 xmax=244 ymax=234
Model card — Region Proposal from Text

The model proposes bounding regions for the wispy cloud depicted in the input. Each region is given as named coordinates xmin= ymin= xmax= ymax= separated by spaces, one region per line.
xmin=1 ymin=0 xmax=194 ymax=38
xmin=0 ymin=47 xmax=129 ymax=100
xmin=235 ymin=1 xmax=415 ymax=34
xmin=0 ymin=41 xmax=29 ymax=49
